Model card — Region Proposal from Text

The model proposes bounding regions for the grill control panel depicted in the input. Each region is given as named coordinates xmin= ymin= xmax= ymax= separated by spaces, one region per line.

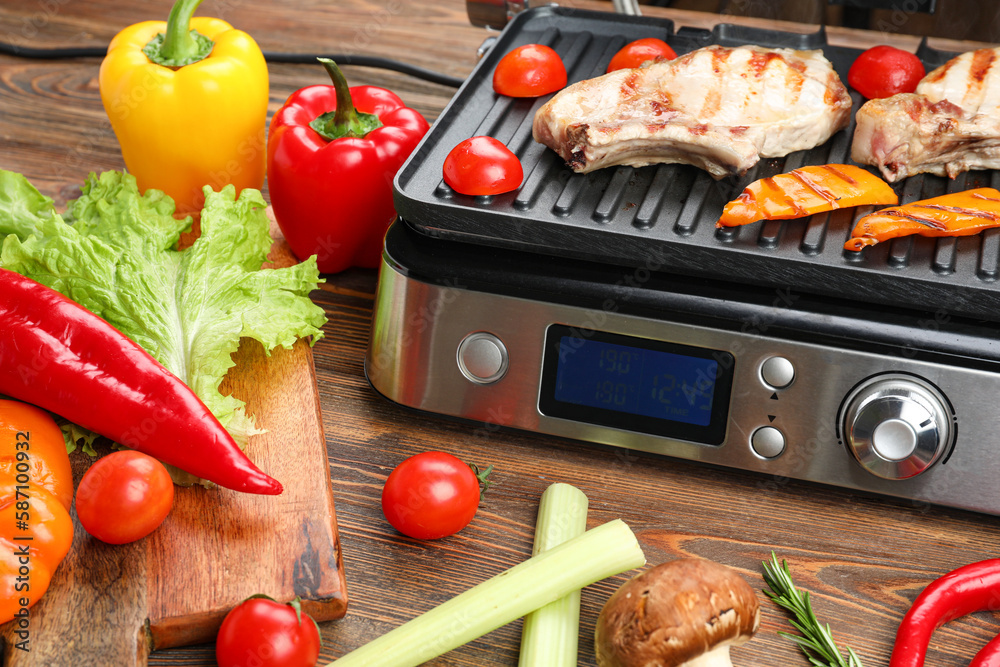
xmin=368 ymin=256 xmax=1000 ymax=517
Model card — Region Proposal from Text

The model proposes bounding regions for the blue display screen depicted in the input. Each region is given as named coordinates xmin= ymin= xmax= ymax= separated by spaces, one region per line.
xmin=539 ymin=326 xmax=734 ymax=444
xmin=553 ymin=337 xmax=718 ymax=425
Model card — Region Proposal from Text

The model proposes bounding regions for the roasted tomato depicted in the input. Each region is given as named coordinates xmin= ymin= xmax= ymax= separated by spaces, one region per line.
xmin=848 ymin=45 xmax=925 ymax=99
xmin=493 ymin=44 xmax=567 ymax=97
xmin=381 ymin=451 xmax=492 ymax=540
xmin=607 ymin=37 xmax=677 ymax=72
xmin=75 ymin=450 xmax=174 ymax=544
xmin=443 ymin=136 xmax=523 ymax=196
xmin=216 ymin=595 xmax=322 ymax=667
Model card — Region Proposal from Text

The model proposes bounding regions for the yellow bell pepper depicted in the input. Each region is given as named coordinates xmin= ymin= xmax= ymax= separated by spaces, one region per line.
xmin=99 ymin=0 xmax=268 ymax=214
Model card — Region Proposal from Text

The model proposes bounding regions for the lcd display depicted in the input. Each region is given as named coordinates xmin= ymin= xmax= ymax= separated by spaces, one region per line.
xmin=539 ymin=325 xmax=734 ymax=444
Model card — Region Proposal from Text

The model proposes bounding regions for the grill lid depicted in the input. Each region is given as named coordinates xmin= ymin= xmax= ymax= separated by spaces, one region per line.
xmin=392 ymin=7 xmax=1000 ymax=323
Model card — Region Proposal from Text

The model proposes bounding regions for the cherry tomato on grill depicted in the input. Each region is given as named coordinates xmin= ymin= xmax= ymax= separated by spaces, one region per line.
xmin=216 ymin=595 xmax=322 ymax=667
xmin=848 ymin=45 xmax=925 ymax=99
xmin=74 ymin=450 xmax=174 ymax=545
xmin=443 ymin=136 xmax=523 ymax=196
xmin=381 ymin=451 xmax=493 ymax=540
xmin=607 ymin=37 xmax=677 ymax=72
xmin=493 ymin=43 xmax=567 ymax=97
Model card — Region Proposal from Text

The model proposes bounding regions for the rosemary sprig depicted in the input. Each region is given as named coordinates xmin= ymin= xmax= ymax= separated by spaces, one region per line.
xmin=761 ymin=552 xmax=865 ymax=667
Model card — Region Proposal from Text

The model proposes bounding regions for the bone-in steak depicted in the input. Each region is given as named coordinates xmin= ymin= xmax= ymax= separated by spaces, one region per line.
xmin=531 ymin=44 xmax=853 ymax=179
xmin=851 ymin=47 xmax=1000 ymax=182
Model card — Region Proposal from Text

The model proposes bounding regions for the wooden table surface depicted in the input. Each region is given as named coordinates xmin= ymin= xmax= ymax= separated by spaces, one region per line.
xmin=3 ymin=1 xmax=1000 ymax=665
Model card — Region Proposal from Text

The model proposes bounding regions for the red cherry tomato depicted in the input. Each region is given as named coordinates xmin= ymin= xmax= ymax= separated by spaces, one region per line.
xmin=493 ymin=43 xmax=567 ymax=97
xmin=607 ymin=37 xmax=677 ymax=72
xmin=848 ymin=45 xmax=925 ymax=99
xmin=74 ymin=450 xmax=174 ymax=545
xmin=381 ymin=451 xmax=492 ymax=540
xmin=216 ymin=595 xmax=321 ymax=667
xmin=443 ymin=136 xmax=523 ymax=196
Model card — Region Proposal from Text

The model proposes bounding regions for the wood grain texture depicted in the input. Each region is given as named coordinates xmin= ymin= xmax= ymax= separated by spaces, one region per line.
xmin=2 ymin=1 xmax=1000 ymax=665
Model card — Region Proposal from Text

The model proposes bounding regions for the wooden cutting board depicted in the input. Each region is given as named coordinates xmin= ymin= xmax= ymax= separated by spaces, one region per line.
xmin=0 ymin=219 xmax=347 ymax=665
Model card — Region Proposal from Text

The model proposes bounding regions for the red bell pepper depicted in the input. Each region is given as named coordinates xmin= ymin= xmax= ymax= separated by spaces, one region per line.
xmin=0 ymin=268 xmax=282 ymax=495
xmin=890 ymin=558 xmax=1000 ymax=667
xmin=267 ymin=59 xmax=430 ymax=273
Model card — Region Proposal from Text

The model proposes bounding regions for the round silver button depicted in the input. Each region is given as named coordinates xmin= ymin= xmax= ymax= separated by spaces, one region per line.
xmin=871 ymin=419 xmax=919 ymax=461
xmin=751 ymin=426 xmax=786 ymax=459
xmin=761 ymin=356 xmax=795 ymax=389
xmin=457 ymin=332 xmax=508 ymax=384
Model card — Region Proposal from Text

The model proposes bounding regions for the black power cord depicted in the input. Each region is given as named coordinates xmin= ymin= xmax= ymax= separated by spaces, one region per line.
xmin=0 ymin=43 xmax=104 ymax=59
xmin=0 ymin=40 xmax=466 ymax=88
xmin=263 ymin=51 xmax=464 ymax=88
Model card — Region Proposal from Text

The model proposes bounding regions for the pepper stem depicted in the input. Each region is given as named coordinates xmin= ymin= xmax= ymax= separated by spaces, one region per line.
xmin=309 ymin=58 xmax=384 ymax=141
xmin=143 ymin=0 xmax=214 ymax=67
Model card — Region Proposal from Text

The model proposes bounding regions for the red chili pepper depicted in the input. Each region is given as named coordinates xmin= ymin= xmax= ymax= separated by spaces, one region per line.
xmin=0 ymin=268 xmax=282 ymax=495
xmin=890 ymin=559 xmax=1000 ymax=667
xmin=267 ymin=58 xmax=430 ymax=274
xmin=971 ymin=633 xmax=1000 ymax=667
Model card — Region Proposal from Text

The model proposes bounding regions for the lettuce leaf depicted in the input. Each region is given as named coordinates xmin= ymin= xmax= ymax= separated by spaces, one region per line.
xmin=0 ymin=171 xmax=59 ymax=239
xmin=0 ymin=170 xmax=326 ymax=455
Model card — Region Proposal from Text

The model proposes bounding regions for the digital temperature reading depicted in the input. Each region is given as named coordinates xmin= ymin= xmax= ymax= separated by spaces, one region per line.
xmin=539 ymin=326 xmax=734 ymax=444
xmin=555 ymin=340 xmax=716 ymax=425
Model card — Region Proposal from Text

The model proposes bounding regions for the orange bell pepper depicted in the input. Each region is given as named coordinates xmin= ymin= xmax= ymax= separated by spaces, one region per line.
xmin=845 ymin=188 xmax=1000 ymax=251
xmin=0 ymin=400 xmax=74 ymax=626
xmin=717 ymin=164 xmax=898 ymax=227
xmin=98 ymin=0 xmax=268 ymax=214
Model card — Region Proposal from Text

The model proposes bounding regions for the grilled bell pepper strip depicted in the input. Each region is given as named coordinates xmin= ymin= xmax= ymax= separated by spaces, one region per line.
xmin=267 ymin=59 xmax=429 ymax=273
xmin=0 ymin=400 xmax=74 ymax=625
xmin=845 ymin=187 xmax=1000 ymax=251
xmin=0 ymin=268 xmax=282 ymax=495
xmin=99 ymin=0 xmax=268 ymax=215
xmin=717 ymin=164 xmax=898 ymax=227
xmin=889 ymin=558 xmax=1000 ymax=667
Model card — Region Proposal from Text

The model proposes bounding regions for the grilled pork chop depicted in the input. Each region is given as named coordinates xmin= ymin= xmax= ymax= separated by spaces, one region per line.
xmin=851 ymin=47 xmax=1000 ymax=182
xmin=531 ymin=44 xmax=853 ymax=179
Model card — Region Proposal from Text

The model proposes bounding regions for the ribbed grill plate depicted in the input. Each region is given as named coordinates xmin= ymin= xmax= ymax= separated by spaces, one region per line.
xmin=392 ymin=7 xmax=1000 ymax=322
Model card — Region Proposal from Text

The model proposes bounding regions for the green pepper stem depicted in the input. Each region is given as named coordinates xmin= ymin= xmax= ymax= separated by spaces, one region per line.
xmin=324 ymin=59 xmax=359 ymax=129
xmin=143 ymin=0 xmax=213 ymax=67
xmin=161 ymin=0 xmax=206 ymax=63
xmin=309 ymin=58 xmax=384 ymax=141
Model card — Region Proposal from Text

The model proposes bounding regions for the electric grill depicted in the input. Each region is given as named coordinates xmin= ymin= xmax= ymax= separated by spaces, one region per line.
xmin=366 ymin=6 xmax=1000 ymax=516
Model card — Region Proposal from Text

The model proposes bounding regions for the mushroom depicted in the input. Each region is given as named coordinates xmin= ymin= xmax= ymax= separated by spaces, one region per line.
xmin=594 ymin=557 xmax=760 ymax=667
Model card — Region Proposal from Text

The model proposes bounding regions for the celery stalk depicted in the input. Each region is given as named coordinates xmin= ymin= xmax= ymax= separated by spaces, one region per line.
xmin=329 ymin=519 xmax=645 ymax=667
xmin=518 ymin=483 xmax=589 ymax=667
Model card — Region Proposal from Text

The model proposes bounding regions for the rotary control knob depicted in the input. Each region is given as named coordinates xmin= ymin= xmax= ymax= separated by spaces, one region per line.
xmin=840 ymin=374 xmax=954 ymax=480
